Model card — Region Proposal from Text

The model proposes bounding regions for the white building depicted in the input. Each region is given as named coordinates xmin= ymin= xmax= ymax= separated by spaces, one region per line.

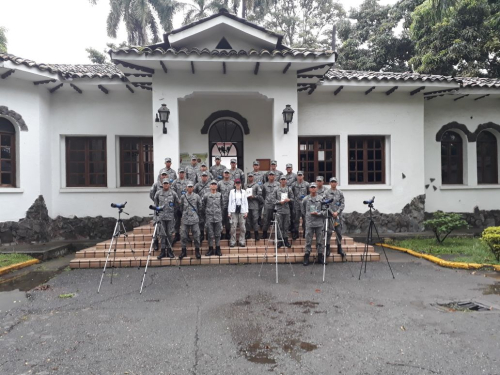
xmin=1 ymin=9 xmax=499 ymax=225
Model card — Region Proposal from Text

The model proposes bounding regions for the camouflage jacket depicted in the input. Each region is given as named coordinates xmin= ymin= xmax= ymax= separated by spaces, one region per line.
xmin=302 ymin=195 xmax=326 ymax=228
xmin=265 ymin=169 xmax=283 ymax=182
xmin=217 ymin=179 xmax=235 ymax=208
xmin=251 ymin=171 xmax=265 ymax=185
xmin=291 ymin=181 xmax=310 ymax=208
xmin=229 ymin=168 xmax=245 ymax=186
xmin=274 ymin=186 xmax=294 ymax=214
xmin=209 ymin=164 xmax=227 ymax=180
xmin=149 ymin=181 xmax=162 ymax=201
xmin=244 ymin=182 xmax=263 ymax=210
xmin=185 ymin=164 xmax=200 ymax=182
xmin=202 ymin=192 xmax=223 ymax=223
xmin=180 ymin=193 xmax=202 ymax=225
xmin=285 ymin=172 xmax=297 ymax=187
xmin=195 ymin=170 xmax=214 ymax=184
xmin=261 ymin=181 xmax=280 ymax=209
xmin=157 ymin=168 xmax=177 ymax=184
xmin=324 ymin=188 xmax=345 ymax=215
xmin=171 ymin=178 xmax=189 ymax=201
xmin=194 ymin=180 xmax=212 ymax=199
xmin=154 ymin=189 xmax=179 ymax=221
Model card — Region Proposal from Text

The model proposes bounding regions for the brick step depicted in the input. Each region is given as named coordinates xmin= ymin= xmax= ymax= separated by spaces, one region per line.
xmin=70 ymin=252 xmax=380 ymax=269
xmin=76 ymin=244 xmax=375 ymax=259
xmin=132 ymin=225 xmax=323 ymax=236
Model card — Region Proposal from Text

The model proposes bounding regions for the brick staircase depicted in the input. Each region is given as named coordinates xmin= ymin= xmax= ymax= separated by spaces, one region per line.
xmin=70 ymin=223 xmax=380 ymax=269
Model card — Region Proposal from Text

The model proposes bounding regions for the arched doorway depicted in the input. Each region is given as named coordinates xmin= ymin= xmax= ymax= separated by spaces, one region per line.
xmin=208 ymin=119 xmax=244 ymax=169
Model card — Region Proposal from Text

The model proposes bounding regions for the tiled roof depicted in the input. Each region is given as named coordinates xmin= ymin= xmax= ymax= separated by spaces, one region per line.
xmin=459 ymin=76 xmax=500 ymax=88
xmin=324 ymin=69 xmax=455 ymax=83
xmin=110 ymin=46 xmax=334 ymax=59
xmin=0 ymin=53 xmax=124 ymax=79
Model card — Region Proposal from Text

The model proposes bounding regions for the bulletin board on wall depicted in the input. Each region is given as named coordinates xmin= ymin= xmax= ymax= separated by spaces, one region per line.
xmin=180 ymin=153 xmax=209 ymax=169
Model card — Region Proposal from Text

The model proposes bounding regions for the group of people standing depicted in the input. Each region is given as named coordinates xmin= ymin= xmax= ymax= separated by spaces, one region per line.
xmin=150 ymin=155 xmax=345 ymax=266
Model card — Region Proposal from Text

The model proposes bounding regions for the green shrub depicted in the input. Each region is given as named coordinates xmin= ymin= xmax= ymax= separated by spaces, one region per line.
xmin=481 ymin=227 xmax=500 ymax=261
xmin=423 ymin=211 xmax=468 ymax=244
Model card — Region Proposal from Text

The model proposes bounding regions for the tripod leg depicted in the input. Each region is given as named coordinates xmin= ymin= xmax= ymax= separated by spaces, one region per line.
xmin=140 ymin=223 xmax=158 ymax=293
xmin=162 ymin=222 xmax=189 ymax=287
xmin=323 ymin=217 xmax=327 ymax=283
xmin=276 ymin=217 xmax=295 ymax=278
xmin=98 ymin=221 xmax=120 ymax=293
xmin=120 ymin=220 xmax=135 ymax=256
xmin=275 ymin=216 xmax=278 ymax=284
xmin=259 ymin=215 xmax=275 ymax=277
xmin=371 ymin=221 xmax=396 ymax=279
xmin=359 ymin=220 xmax=372 ymax=280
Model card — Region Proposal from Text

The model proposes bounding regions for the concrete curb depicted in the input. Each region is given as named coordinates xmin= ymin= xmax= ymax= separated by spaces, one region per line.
xmin=377 ymin=243 xmax=500 ymax=272
xmin=0 ymin=259 xmax=40 ymax=276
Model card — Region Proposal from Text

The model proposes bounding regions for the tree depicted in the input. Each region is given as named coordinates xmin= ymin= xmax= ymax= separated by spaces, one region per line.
xmin=336 ymin=0 xmax=424 ymax=71
xmin=423 ymin=211 xmax=468 ymax=244
xmin=182 ymin=0 xmax=226 ymax=25
xmin=86 ymin=42 xmax=128 ymax=64
xmin=90 ymin=0 xmax=183 ymax=45
xmin=409 ymin=0 xmax=500 ymax=77
xmin=259 ymin=0 xmax=344 ymax=48
xmin=0 ymin=26 xmax=7 ymax=53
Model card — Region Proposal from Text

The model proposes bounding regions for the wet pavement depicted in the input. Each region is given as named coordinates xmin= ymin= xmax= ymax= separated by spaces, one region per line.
xmin=0 ymin=248 xmax=499 ymax=374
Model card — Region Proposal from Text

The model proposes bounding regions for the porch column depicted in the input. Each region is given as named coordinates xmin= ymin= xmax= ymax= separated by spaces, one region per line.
xmin=273 ymin=95 xmax=298 ymax=168
xmin=152 ymin=90 xmax=180 ymax=172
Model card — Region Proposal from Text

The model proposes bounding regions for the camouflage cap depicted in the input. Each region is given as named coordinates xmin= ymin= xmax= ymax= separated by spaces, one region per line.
xmin=191 ymin=155 xmax=197 ymax=160
xmin=230 ymin=158 xmax=237 ymax=163
xmin=271 ymin=160 xmax=277 ymax=165
xmin=215 ymin=156 xmax=221 ymax=160
xmin=280 ymin=175 xmax=287 ymax=180
xmin=297 ymin=171 xmax=304 ymax=176
xmin=178 ymin=168 xmax=185 ymax=173
xmin=187 ymin=182 xmax=194 ymax=187
xmin=253 ymin=161 xmax=259 ymax=166
xmin=210 ymin=180 xmax=218 ymax=185
xmin=224 ymin=169 xmax=230 ymax=173
xmin=310 ymin=183 xmax=317 ymax=188
xmin=247 ymin=172 xmax=254 ymax=177
xmin=268 ymin=171 xmax=275 ymax=175
xmin=164 ymin=157 xmax=172 ymax=162
xmin=316 ymin=176 xmax=324 ymax=181
xmin=286 ymin=163 xmax=293 ymax=168
xmin=330 ymin=177 xmax=338 ymax=182
xmin=201 ymin=172 xmax=208 ymax=176
xmin=162 ymin=178 xmax=170 ymax=184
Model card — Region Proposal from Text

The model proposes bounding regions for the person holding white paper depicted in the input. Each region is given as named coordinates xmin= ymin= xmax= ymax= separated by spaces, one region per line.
xmin=228 ymin=179 xmax=248 ymax=247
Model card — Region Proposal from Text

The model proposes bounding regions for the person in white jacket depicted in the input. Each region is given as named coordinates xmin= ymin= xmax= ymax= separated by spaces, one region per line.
xmin=228 ymin=179 xmax=248 ymax=247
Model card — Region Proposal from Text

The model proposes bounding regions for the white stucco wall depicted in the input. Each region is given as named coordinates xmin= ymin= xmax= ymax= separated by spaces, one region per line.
xmin=299 ymin=91 xmax=425 ymax=214
xmin=0 ymin=79 xmax=45 ymax=221
xmin=424 ymin=97 xmax=500 ymax=212
xmin=178 ymin=95 xmax=273 ymax=172
xmin=48 ymin=89 xmax=154 ymax=218
xmin=152 ymin=69 xmax=298 ymax=173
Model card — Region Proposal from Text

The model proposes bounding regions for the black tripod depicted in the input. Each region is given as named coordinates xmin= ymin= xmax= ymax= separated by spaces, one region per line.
xmin=258 ymin=210 xmax=295 ymax=283
xmin=98 ymin=202 xmax=136 ymax=293
xmin=140 ymin=206 xmax=188 ymax=293
xmin=358 ymin=201 xmax=395 ymax=280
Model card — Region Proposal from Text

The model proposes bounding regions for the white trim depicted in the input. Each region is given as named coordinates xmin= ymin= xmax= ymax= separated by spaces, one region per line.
xmin=338 ymin=185 xmax=392 ymax=191
xmin=59 ymin=187 xmax=149 ymax=193
xmin=0 ymin=188 xmax=24 ymax=193
xmin=440 ymin=185 xmax=500 ymax=190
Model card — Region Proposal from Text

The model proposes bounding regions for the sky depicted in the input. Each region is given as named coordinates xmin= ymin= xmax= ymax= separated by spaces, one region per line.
xmin=0 ymin=0 xmax=398 ymax=65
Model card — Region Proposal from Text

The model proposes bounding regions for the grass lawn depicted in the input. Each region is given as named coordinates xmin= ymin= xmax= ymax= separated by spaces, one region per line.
xmin=393 ymin=237 xmax=500 ymax=265
xmin=0 ymin=253 xmax=35 ymax=268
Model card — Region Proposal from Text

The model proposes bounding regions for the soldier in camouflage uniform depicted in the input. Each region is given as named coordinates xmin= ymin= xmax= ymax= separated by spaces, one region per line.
xmin=251 ymin=160 xmax=265 ymax=227
xmin=274 ymin=176 xmax=294 ymax=248
xmin=157 ymin=157 xmax=177 ymax=183
xmin=195 ymin=163 xmax=213 ymax=184
xmin=154 ymin=179 xmax=179 ymax=259
xmin=202 ymin=181 xmax=224 ymax=256
xmin=261 ymin=171 xmax=279 ymax=239
xmin=209 ymin=156 xmax=226 ymax=181
xmin=302 ymin=183 xmax=326 ymax=266
xmin=228 ymin=158 xmax=245 ymax=186
xmin=285 ymin=163 xmax=297 ymax=232
xmin=315 ymin=176 xmax=326 ymax=197
xmin=194 ymin=171 xmax=212 ymax=243
xmin=323 ymin=177 xmax=345 ymax=257
xmin=171 ymin=168 xmax=189 ymax=243
xmin=185 ymin=155 xmax=200 ymax=183
xmin=217 ymin=170 xmax=235 ymax=239
xmin=290 ymin=171 xmax=310 ymax=240
xmin=245 ymin=173 xmax=263 ymax=241
xmin=150 ymin=171 xmax=168 ymax=202
xmin=265 ymin=160 xmax=283 ymax=182
xmin=179 ymin=181 xmax=202 ymax=260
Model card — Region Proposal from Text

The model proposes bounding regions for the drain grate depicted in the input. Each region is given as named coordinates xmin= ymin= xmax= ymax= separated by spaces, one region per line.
xmin=435 ymin=301 xmax=494 ymax=312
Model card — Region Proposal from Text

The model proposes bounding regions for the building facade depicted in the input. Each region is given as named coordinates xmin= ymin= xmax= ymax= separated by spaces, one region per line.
xmin=1 ymin=9 xmax=499 ymax=225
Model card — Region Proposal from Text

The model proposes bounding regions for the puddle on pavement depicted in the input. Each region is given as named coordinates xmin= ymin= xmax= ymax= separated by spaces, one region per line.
xmin=242 ymin=341 xmax=277 ymax=364
xmin=482 ymin=282 xmax=500 ymax=295
xmin=242 ymin=338 xmax=318 ymax=365
xmin=289 ymin=301 xmax=319 ymax=309
xmin=485 ymin=273 xmax=500 ymax=281
xmin=0 ymin=270 xmax=62 ymax=292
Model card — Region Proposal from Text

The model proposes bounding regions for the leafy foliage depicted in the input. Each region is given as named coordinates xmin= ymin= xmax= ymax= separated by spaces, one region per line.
xmin=423 ymin=211 xmax=468 ymax=244
xmin=481 ymin=226 xmax=500 ymax=261
xmin=85 ymin=42 xmax=128 ymax=64
xmin=409 ymin=0 xmax=500 ymax=77
xmin=182 ymin=0 xmax=230 ymax=25
xmin=0 ymin=26 xmax=7 ymax=53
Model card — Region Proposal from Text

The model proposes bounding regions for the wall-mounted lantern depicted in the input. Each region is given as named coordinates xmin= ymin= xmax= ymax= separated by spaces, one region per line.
xmin=282 ymin=104 xmax=295 ymax=134
xmin=155 ymin=104 xmax=170 ymax=134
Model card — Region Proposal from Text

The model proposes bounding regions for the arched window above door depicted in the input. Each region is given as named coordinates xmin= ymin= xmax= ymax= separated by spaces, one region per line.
xmin=477 ymin=131 xmax=498 ymax=184
xmin=441 ymin=130 xmax=463 ymax=185
xmin=208 ymin=119 xmax=244 ymax=169
xmin=0 ymin=117 xmax=17 ymax=187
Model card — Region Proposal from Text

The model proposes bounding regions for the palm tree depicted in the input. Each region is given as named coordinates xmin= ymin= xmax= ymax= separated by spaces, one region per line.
xmin=0 ymin=26 xmax=7 ymax=53
xmin=90 ymin=0 xmax=183 ymax=45
xmin=182 ymin=0 xmax=231 ymax=25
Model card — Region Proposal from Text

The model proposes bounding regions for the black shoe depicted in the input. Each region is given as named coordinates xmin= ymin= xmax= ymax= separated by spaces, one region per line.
xmin=284 ymin=239 xmax=292 ymax=248
xmin=195 ymin=248 xmax=201 ymax=259
xmin=215 ymin=246 xmax=222 ymax=256
xmin=239 ymin=243 xmax=245 ymax=248
xmin=338 ymin=245 xmax=345 ymax=258
xmin=153 ymin=239 xmax=159 ymax=251
xmin=157 ymin=249 xmax=166 ymax=260
xmin=206 ymin=246 xmax=214 ymax=256
xmin=179 ymin=248 xmax=187 ymax=259
xmin=318 ymin=253 xmax=325 ymax=265
xmin=230 ymin=243 xmax=235 ymax=248
xmin=326 ymin=245 xmax=331 ymax=257
xmin=278 ymin=241 xmax=283 ymax=248
xmin=303 ymin=253 xmax=310 ymax=266
xmin=263 ymin=231 xmax=268 ymax=239
xmin=255 ymin=232 xmax=260 ymax=241
xmin=245 ymin=231 xmax=251 ymax=240
xmin=225 ymin=232 xmax=231 ymax=240
xmin=167 ymin=248 xmax=175 ymax=258
xmin=292 ymin=231 xmax=298 ymax=240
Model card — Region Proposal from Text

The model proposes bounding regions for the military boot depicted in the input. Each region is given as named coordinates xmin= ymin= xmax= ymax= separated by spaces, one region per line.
xmin=195 ymin=248 xmax=201 ymax=259
xmin=263 ymin=231 xmax=268 ymax=240
xmin=206 ymin=246 xmax=214 ymax=256
xmin=199 ymin=230 xmax=204 ymax=244
xmin=284 ymin=238 xmax=292 ymax=248
xmin=245 ymin=231 xmax=251 ymax=240
xmin=179 ymin=248 xmax=187 ymax=259
xmin=173 ymin=233 xmax=180 ymax=243
xmin=225 ymin=231 xmax=231 ymax=240
xmin=153 ymin=238 xmax=159 ymax=251
xmin=318 ymin=253 xmax=325 ymax=265
xmin=254 ymin=232 xmax=260 ymax=241
xmin=303 ymin=253 xmax=310 ymax=266
xmin=167 ymin=248 xmax=175 ymax=258
xmin=215 ymin=246 xmax=222 ymax=256
xmin=326 ymin=244 xmax=331 ymax=257
xmin=337 ymin=245 xmax=345 ymax=258
xmin=292 ymin=231 xmax=299 ymax=240
xmin=157 ymin=248 xmax=166 ymax=260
